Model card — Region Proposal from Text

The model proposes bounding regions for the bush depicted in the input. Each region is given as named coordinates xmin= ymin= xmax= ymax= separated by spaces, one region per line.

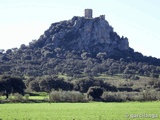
xmin=24 ymin=94 xmax=30 ymax=100
xmin=142 ymin=89 xmax=160 ymax=101
xmin=131 ymin=75 xmax=140 ymax=80
xmin=49 ymin=91 xmax=61 ymax=102
xmin=102 ymin=92 xmax=126 ymax=102
xmin=28 ymin=80 xmax=40 ymax=92
xmin=49 ymin=91 xmax=87 ymax=102
xmin=38 ymin=76 xmax=73 ymax=92
xmin=102 ymin=90 xmax=160 ymax=102
xmin=73 ymin=78 xmax=112 ymax=93
xmin=103 ymin=82 xmax=117 ymax=92
xmin=13 ymin=93 xmax=24 ymax=102
xmin=87 ymin=86 xmax=103 ymax=101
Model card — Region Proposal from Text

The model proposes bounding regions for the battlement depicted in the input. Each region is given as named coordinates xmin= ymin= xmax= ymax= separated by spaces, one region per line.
xmin=84 ymin=9 xmax=105 ymax=20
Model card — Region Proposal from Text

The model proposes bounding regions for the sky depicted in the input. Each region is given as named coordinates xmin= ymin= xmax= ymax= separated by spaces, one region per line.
xmin=0 ymin=0 xmax=160 ymax=58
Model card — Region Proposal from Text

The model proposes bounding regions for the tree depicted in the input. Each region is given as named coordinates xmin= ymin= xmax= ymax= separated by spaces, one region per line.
xmin=0 ymin=49 xmax=5 ymax=54
xmin=6 ymin=49 xmax=12 ymax=54
xmin=28 ymin=79 xmax=40 ymax=92
xmin=38 ymin=76 xmax=73 ymax=92
xmin=0 ymin=76 xmax=26 ymax=99
xmin=96 ymin=52 xmax=107 ymax=61
xmin=151 ymin=74 xmax=159 ymax=79
xmin=74 ymin=78 xmax=104 ymax=93
xmin=81 ymin=52 xmax=91 ymax=59
xmin=87 ymin=86 xmax=103 ymax=101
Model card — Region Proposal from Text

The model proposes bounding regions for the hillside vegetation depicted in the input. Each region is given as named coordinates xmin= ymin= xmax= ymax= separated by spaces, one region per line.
xmin=0 ymin=15 xmax=160 ymax=102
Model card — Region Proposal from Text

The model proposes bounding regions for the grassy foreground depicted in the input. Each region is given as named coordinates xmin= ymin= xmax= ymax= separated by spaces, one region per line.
xmin=0 ymin=102 xmax=160 ymax=120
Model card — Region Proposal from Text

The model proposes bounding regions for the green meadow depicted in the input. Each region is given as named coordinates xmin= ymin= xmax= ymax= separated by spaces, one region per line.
xmin=0 ymin=102 xmax=159 ymax=120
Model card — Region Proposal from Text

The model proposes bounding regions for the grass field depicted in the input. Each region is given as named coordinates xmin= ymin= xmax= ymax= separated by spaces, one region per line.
xmin=0 ymin=102 xmax=160 ymax=120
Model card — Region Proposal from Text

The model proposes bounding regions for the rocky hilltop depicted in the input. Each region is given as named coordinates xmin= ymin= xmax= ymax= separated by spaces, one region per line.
xmin=33 ymin=14 xmax=129 ymax=56
xmin=0 ymin=9 xmax=160 ymax=77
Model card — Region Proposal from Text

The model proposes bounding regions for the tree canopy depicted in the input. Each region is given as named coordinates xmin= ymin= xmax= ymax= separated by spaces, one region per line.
xmin=0 ymin=76 xmax=26 ymax=99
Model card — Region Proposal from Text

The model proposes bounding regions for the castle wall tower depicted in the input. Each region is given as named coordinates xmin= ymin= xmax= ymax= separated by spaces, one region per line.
xmin=84 ymin=9 xmax=93 ymax=18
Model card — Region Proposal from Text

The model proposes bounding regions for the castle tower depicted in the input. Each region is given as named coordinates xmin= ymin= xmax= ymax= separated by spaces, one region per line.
xmin=84 ymin=9 xmax=93 ymax=18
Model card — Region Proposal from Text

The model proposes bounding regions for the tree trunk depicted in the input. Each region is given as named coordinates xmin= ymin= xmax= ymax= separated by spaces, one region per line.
xmin=5 ymin=90 xmax=9 ymax=99
xmin=6 ymin=93 xmax=9 ymax=99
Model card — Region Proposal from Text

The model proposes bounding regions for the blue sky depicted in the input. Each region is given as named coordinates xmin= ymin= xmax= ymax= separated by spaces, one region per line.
xmin=0 ymin=0 xmax=160 ymax=58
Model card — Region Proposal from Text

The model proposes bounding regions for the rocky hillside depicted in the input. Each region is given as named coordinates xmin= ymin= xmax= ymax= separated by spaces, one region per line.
xmin=33 ymin=16 xmax=129 ymax=57
xmin=0 ymin=14 xmax=160 ymax=77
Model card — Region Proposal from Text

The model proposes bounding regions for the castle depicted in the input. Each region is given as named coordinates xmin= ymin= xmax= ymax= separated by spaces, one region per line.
xmin=84 ymin=9 xmax=105 ymax=19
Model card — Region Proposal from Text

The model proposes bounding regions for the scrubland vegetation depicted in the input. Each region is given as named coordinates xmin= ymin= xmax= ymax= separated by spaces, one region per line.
xmin=1 ymin=74 xmax=160 ymax=103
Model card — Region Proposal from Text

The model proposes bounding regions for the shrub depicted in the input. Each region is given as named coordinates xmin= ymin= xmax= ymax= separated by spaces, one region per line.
xmin=73 ymin=78 xmax=114 ymax=93
xmin=49 ymin=91 xmax=61 ymax=102
xmin=142 ymin=89 xmax=160 ymax=101
xmin=131 ymin=75 xmax=140 ymax=80
xmin=151 ymin=74 xmax=159 ymax=79
xmin=103 ymin=82 xmax=117 ymax=92
xmin=13 ymin=93 xmax=23 ymax=102
xmin=87 ymin=86 xmax=103 ymax=101
xmin=102 ymin=90 xmax=160 ymax=102
xmin=102 ymin=92 xmax=138 ymax=102
xmin=49 ymin=91 xmax=87 ymax=102
xmin=24 ymin=94 xmax=30 ymax=100
xmin=102 ymin=92 xmax=125 ymax=102
xmin=130 ymin=94 xmax=143 ymax=101
xmin=28 ymin=80 xmax=40 ymax=92
xmin=38 ymin=76 xmax=73 ymax=92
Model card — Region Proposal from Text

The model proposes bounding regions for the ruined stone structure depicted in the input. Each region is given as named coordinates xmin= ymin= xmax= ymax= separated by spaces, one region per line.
xmin=84 ymin=9 xmax=92 ymax=18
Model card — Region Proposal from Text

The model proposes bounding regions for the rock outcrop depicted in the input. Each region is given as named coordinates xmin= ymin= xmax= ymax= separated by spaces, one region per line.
xmin=35 ymin=16 xmax=129 ymax=56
